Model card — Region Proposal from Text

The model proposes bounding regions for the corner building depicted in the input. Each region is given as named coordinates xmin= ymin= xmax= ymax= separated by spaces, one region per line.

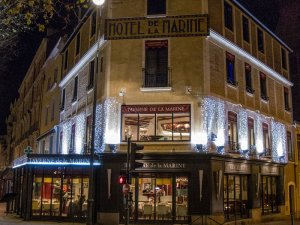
xmin=11 ymin=0 xmax=293 ymax=224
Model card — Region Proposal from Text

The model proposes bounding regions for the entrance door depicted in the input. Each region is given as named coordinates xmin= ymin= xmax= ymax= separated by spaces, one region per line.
xmin=261 ymin=176 xmax=278 ymax=214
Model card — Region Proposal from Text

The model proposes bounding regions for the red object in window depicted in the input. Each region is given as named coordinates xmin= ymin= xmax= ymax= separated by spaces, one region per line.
xmin=119 ymin=175 xmax=126 ymax=185
xmin=226 ymin=51 xmax=235 ymax=61
xmin=262 ymin=123 xmax=268 ymax=131
xmin=228 ymin=111 xmax=237 ymax=122
xmin=248 ymin=117 xmax=254 ymax=128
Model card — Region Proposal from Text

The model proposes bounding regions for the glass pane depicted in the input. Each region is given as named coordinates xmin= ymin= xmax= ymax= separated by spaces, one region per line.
xmin=32 ymin=176 xmax=42 ymax=215
xmin=82 ymin=177 xmax=89 ymax=217
xmin=173 ymin=113 xmax=190 ymax=141
xmin=139 ymin=114 xmax=155 ymax=141
xmin=156 ymin=177 xmax=172 ymax=220
xmin=138 ymin=177 xmax=155 ymax=220
xmin=227 ymin=175 xmax=235 ymax=219
xmin=62 ymin=176 xmax=72 ymax=217
xmin=176 ymin=176 xmax=188 ymax=221
xmin=156 ymin=114 xmax=172 ymax=141
xmin=71 ymin=176 xmax=83 ymax=218
xmin=122 ymin=114 xmax=138 ymax=141
xmin=41 ymin=177 xmax=52 ymax=216
xmin=51 ymin=177 xmax=61 ymax=216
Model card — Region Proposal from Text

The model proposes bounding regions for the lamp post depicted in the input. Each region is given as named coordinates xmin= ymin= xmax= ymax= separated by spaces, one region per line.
xmin=87 ymin=0 xmax=105 ymax=224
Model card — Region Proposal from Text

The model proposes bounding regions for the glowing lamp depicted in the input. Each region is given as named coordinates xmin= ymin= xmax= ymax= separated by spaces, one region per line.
xmin=92 ymin=0 xmax=105 ymax=6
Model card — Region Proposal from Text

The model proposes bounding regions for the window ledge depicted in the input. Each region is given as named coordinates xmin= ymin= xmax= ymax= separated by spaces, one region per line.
xmin=226 ymin=82 xmax=238 ymax=89
xmin=120 ymin=141 xmax=190 ymax=145
xmin=72 ymin=99 xmax=78 ymax=105
xmin=140 ymin=87 xmax=172 ymax=92
xmin=260 ymin=96 xmax=269 ymax=103
xmin=146 ymin=14 xmax=166 ymax=18
xmin=246 ymin=91 xmax=254 ymax=97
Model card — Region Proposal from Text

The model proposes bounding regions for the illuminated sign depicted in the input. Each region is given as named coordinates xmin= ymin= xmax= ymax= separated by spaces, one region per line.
xmin=261 ymin=165 xmax=279 ymax=175
xmin=105 ymin=14 xmax=209 ymax=40
xmin=122 ymin=104 xmax=190 ymax=114
xmin=13 ymin=154 xmax=101 ymax=168
xmin=225 ymin=162 xmax=250 ymax=174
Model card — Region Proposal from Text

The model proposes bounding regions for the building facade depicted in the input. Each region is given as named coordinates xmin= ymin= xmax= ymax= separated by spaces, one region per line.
xmin=9 ymin=0 xmax=294 ymax=224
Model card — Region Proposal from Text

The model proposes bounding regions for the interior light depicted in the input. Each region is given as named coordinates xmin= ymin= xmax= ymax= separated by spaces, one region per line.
xmin=92 ymin=0 xmax=105 ymax=6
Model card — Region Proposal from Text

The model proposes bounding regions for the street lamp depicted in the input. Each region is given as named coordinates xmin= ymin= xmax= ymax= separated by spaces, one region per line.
xmin=88 ymin=1 xmax=105 ymax=225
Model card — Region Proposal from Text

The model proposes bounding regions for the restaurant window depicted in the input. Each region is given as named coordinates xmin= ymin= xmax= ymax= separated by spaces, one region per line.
xmin=228 ymin=111 xmax=238 ymax=152
xmin=262 ymin=123 xmax=270 ymax=157
xmin=91 ymin=11 xmax=97 ymax=37
xmin=245 ymin=63 xmax=253 ymax=94
xmin=88 ymin=60 xmax=95 ymax=90
xmin=64 ymin=50 xmax=68 ymax=70
xmin=248 ymin=117 xmax=255 ymax=149
xmin=257 ymin=28 xmax=264 ymax=53
xmin=261 ymin=176 xmax=279 ymax=214
xmin=287 ymin=131 xmax=293 ymax=161
xmin=121 ymin=104 xmax=191 ymax=142
xmin=129 ymin=174 xmax=188 ymax=222
xmin=226 ymin=52 xmax=237 ymax=86
xmin=70 ymin=124 xmax=76 ymax=154
xmin=76 ymin=33 xmax=80 ymax=56
xmin=281 ymin=48 xmax=287 ymax=70
xmin=260 ymin=72 xmax=268 ymax=101
xmin=61 ymin=89 xmax=66 ymax=110
xmin=284 ymin=87 xmax=290 ymax=111
xmin=297 ymin=134 xmax=300 ymax=160
xmin=224 ymin=1 xmax=233 ymax=31
xmin=242 ymin=16 xmax=249 ymax=42
xmin=144 ymin=40 xmax=168 ymax=88
xmin=85 ymin=115 xmax=92 ymax=154
xmin=224 ymin=174 xmax=249 ymax=220
xmin=72 ymin=76 xmax=78 ymax=102
xmin=31 ymin=167 xmax=88 ymax=218
xmin=147 ymin=0 xmax=166 ymax=15
xmin=45 ymin=106 xmax=49 ymax=126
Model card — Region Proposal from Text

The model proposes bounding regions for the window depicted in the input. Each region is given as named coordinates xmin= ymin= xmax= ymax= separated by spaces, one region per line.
xmin=70 ymin=123 xmax=76 ymax=153
xmin=287 ymin=131 xmax=293 ymax=161
xmin=45 ymin=106 xmax=49 ymax=126
xmin=121 ymin=104 xmax=190 ymax=142
xmin=54 ymin=68 xmax=58 ymax=83
xmin=261 ymin=176 xmax=279 ymax=214
xmin=224 ymin=1 xmax=233 ymax=31
xmin=91 ymin=11 xmax=97 ymax=37
xmin=147 ymin=0 xmax=166 ymax=15
xmin=262 ymin=123 xmax=270 ymax=156
xmin=76 ymin=33 xmax=81 ymax=56
xmin=297 ymin=134 xmax=300 ymax=160
xmin=61 ymin=89 xmax=66 ymax=110
xmin=284 ymin=87 xmax=290 ymax=111
xmin=72 ymin=76 xmax=78 ymax=102
xmin=144 ymin=40 xmax=168 ymax=88
xmin=226 ymin=52 xmax=237 ymax=86
xmin=281 ymin=48 xmax=287 ymax=70
xmin=85 ymin=115 xmax=92 ymax=154
xmin=257 ymin=28 xmax=264 ymax=53
xmin=224 ymin=175 xmax=249 ymax=220
xmin=51 ymin=100 xmax=55 ymax=121
xmin=248 ymin=117 xmax=255 ymax=148
xmin=245 ymin=63 xmax=254 ymax=93
xmin=49 ymin=135 xmax=53 ymax=154
xmin=242 ymin=16 xmax=250 ymax=42
xmin=88 ymin=60 xmax=95 ymax=89
xmin=64 ymin=50 xmax=68 ymax=70
xmin=228 ymin=111 xmax=238 ymax=152
xmin=260 ymin=72 xmax=268 ymax=101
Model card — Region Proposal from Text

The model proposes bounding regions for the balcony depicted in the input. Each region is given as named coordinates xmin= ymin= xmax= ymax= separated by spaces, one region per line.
xmin=225 ymin=141 xmax=240 ymax=154
xmin=142 ymin=67 xmax=172 ymax=89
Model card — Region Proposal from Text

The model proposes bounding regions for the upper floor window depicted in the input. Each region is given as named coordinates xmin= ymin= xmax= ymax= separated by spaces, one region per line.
xmin=54 ymin=68 xmax=58 ymax=83
xmin=284 ymin=87 xmax=290 ymax=111
xmin=76 ymin=33 xmax=81 ymax=56
xmin=147 ymin=0 xmax=166 ymax=15
xmin=297 ymin=134 xmax=300 ymax=160
xmin=224 ymin=1 xmax=233 ymax=31
xmin=144 ymin=40 xmax=169 ymax=88
xmin=88 ymin=60 xmax=95 ymax=89
xmin=64 ymin=50 xmax=68 ymax=70
xmin=91 ymin=11 xmax=97 ymax=37
xmin=45 ymin=106 xmax=49 ymax=126
xmin=287 ymin=131 xmax=293 ymax=161
xmin=72 ymin=76 xmax=78 ymax=102
xmin=85 ymin=115 xmax=92 ymax=154
xmin=121 ymin=104 xmax=190 ymax=142
xmin=226 ymin=52 xmax=237 ymax=86
xmin=242 ymin=16 xmax=250 ymax=42
xmin=228 ymin=111 xmax=238 ymax=151
xmin=245 ymin=63 xmax=254 ymax=94
xmin=51 ymin=100 xmax=55 ymax=121
xmin=281 ymin=48 xmax=287 ymax=70
xmin=248 ymin=117 xmax=255 ymax=148
xmin=257 ymin=28 xmax=264 ymax=53
xmin=61 ymin=88 xmax=66 ymax=110
xmin=260 ymin=72 xmax=268 ymax=101
xmin=70 ymin=123 xmax=76 ymax=154
xmin=262 ymin=123 xmax=270 ymax=156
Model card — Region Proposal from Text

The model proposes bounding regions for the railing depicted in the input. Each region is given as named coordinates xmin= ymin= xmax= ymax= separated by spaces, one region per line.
xmin=142 ymin=67 xmax=172 ymax=88
xmin=225 ymin=141 xmax=240 ymax=154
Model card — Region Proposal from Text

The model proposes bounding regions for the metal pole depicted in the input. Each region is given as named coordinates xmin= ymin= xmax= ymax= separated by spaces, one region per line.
xmin=125 ymin=137 xmax=131 ymax=225
xmin=87 ymin=7 xmax=101 ymax=225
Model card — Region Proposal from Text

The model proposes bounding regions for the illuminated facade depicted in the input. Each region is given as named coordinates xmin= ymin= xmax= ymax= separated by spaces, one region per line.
xmin=7 ymin=0 xmax=294 ymax=224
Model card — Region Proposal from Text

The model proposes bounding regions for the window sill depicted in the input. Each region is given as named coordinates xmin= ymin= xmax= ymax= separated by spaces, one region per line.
xmin=146 ymin=14 xmax=166 ymax=18
xmin=226 ymin=81 xmax=238 ymax=89
xmin=120 ymin=141 xmax=190 ymax=145
xmin=140 ymin=87 xmax=172 ymax=92
xmin=87 ymin=85 xmax=94 ymax=94
xmin=285 ymin=108 xmax=291 ymax=113
xmin=260 ymin=96 xmax=269 ymax=103
xmin=71 ymin=99 xmax=78 ymax=105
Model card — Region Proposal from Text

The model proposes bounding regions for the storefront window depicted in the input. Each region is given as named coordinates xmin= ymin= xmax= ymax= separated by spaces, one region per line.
xmin=122 ymin=105 xmax=191 ymax=142
xmin=261 ymin=176 xmax=279 ymax=214
xmin=176 ymin=177 xmax=188 ymax=220
xmin=224 ymin=174 xmax=249 ymax=220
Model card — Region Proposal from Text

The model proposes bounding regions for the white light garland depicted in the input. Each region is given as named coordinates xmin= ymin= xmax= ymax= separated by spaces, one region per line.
xmin=104 ymin=98 xmax=120 ymax=147
xmin=95 ymin=104 xmax=105 ymax=152
xmin=271 ymin=121 xmax=287 ymax=162
xmin=75 ymin=113 xmax=86 ymax=154
xmin=238 ymin=110 xmax=248 ymax=151
xmin=61 ymin=121 xmax=71 ymax=154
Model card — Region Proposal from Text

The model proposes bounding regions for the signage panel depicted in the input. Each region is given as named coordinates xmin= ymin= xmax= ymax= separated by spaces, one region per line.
xmin=261 ymin=165 xmax=279 ymax=175
xmin=140 ymin=162 xmax=186 ymax=170
xmin=105 ymin=14 xmax=209 ymax=40
xmin=121 ymin=104 xmax=190 ymax=114
xmin=225 ymin=162 xmax=250 ymax=174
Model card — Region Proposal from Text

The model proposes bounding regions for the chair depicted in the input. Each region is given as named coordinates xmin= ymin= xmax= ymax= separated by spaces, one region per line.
xmin=157 ymin=204 xmax=169 ymax=220
xmin=177 ymin=204 xmax=187 ymax=220
xmin=143 ymin=204 xmax=152 ymax=219
xmin=42 ymin=202 xmax=51 ymax=215
xmin=32 ymin=200 xmax=40 ymax=215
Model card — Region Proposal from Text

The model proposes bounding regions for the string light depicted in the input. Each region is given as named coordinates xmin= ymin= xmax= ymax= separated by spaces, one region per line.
xmin=75 ymin=113 xmax=86 ymax=154
xmin=62 ymin=121 xmax=71 ymax=154
xmin=95 ymin=104 xmax=104 ymax=152
xmin=104 ymin=98 xmax=120 ymax=148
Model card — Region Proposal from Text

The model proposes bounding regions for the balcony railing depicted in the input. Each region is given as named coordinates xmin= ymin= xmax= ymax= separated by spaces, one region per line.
xmin=226 ymin=141 xmax=240 ymax=154
xmin=142 ymin=67 xmax=172 ymax=88
xmin=259 ymin=148 xmax=272 ymax=158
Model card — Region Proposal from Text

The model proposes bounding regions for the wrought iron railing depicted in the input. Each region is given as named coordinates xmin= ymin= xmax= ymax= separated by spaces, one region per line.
xmin=142 ymin=67 xmax=172 ymax=88
xmin=225 ymin=141 xmax=240 ymax=154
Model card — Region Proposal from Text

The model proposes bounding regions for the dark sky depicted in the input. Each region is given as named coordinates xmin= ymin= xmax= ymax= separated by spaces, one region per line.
xmin=0 ymin=0 xmax=279 ymax=135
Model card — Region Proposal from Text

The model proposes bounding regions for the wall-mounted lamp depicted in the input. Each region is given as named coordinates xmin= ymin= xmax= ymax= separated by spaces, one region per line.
xmin=119 ymin=88 xmax=126 ymax=97
xmin=185 ymin=86 xmax=192 ymax=94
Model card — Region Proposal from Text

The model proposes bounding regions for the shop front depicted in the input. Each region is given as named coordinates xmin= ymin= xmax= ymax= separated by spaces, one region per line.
xmin=12 ymin=154 xmax=100 ymax=221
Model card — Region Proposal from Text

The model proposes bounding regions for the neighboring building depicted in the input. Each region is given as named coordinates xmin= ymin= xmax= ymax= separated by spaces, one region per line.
xmin=9 ymin=0 xmax=293 ymax=224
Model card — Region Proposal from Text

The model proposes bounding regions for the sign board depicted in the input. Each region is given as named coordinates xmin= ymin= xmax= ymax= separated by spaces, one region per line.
xmin=261 ymin=165 xmax=279 ymax=175
xmin=105 ymin=14 xmax=209 ymax=40
xmin=24 ymin=146 xmax=33 ymax=154
xmin=121 ymin=104 xmax=190 ymax=114
xmin=225 ymin=162 xmax=250 ymax=174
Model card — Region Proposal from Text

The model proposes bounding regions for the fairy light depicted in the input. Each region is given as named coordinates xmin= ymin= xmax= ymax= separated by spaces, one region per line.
xmin=62 ymin=121 xmax=71 ymax=154
xmin=271 ymin=121 xmax=287 ymax=162
xmin=94 ymin=104 xmax=104 ymax=152
xmin=238 ymin=110 xmax=248 ymax=151
xmin=255 ymin=116 xmax=264 ymax=154
xmin=75 ymin=113 xmax=86 ymax=154
xmin=104 ymin=98 xmax=120 ymax=147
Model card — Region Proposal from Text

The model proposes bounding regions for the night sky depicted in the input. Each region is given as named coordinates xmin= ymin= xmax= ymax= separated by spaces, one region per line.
xmin=0 ymin=0 xmax=279 ymax=135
